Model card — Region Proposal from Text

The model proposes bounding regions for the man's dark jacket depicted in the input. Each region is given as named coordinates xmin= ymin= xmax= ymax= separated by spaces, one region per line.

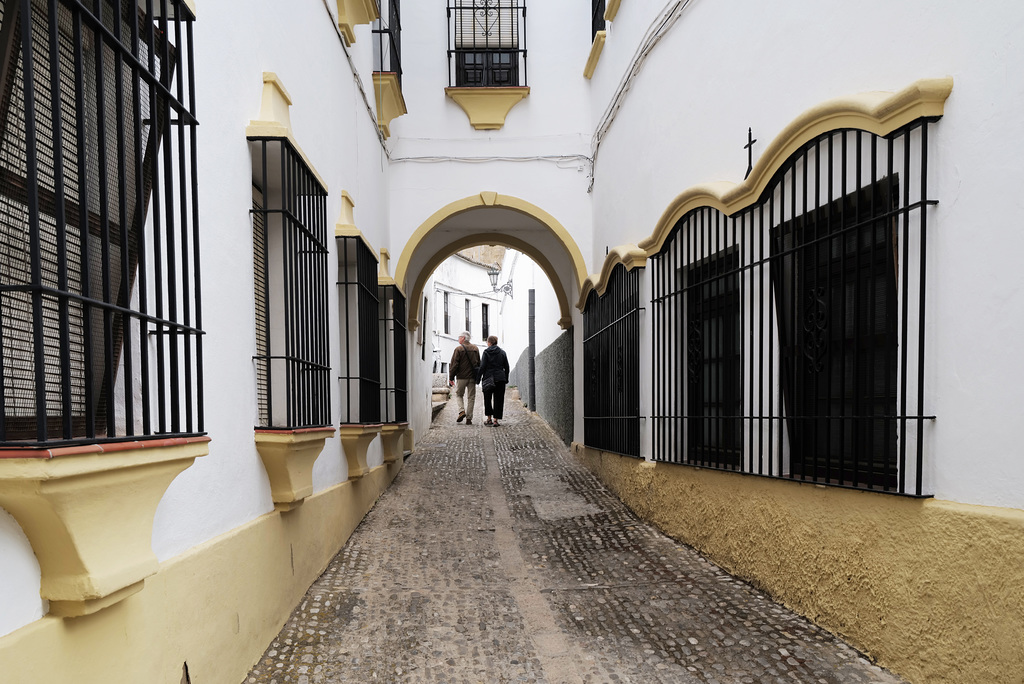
xmin=449 ymin=343 xmax=480 ymax=382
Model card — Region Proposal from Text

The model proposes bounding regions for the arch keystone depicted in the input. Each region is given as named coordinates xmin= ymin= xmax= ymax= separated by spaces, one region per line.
xmin=480 ymin=191 xmax=498 ymax=206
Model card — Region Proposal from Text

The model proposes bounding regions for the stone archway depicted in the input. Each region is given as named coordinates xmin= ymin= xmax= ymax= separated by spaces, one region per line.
xmin=394 ymin=192 xmax=588 ymax=331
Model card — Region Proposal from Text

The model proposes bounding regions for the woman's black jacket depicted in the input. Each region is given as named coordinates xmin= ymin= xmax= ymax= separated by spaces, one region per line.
xmin=477 ymin=345 xmax=510 ymax=385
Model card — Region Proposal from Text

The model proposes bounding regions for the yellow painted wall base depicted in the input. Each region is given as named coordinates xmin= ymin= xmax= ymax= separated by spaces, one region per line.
xmin=570 ymin=443 xmax=1024 ymax=684
xmin=0 ymin=459 xmax=402 ymax=684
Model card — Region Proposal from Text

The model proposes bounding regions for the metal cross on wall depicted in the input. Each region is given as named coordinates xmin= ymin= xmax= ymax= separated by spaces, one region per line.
xmin=744 ymin=127 xmax=757 ymax=179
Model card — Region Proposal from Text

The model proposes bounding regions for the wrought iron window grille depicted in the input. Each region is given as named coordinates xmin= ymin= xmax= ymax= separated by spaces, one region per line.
xmin=447 ymin=0 xmax=527 ymax=87
xmin=481 ymin=302 xmax=489 ymax=340
xmin=378 ymin=284 xmax=407 ymax=423
xmin=337 ymin=235 xmax=381 ymax=424
xmin=582 ymin=264 xmax=643 ymax=458
xmin=651 ymin=120 xmax=938 ymax=496
xmin=0 ymin=0 xmax=203 ymax=445
xmin=591 ymin=0 xmax=605 ymax=40
xmin=250 ymin=137 xmax=331 ymax=430
xmin=372 ymin=0 xmax=401 ymax=87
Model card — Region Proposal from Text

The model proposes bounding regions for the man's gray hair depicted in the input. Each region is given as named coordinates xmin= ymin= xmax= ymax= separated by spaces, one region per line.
xmin=459 ymin=331 xmax=471 ymax=341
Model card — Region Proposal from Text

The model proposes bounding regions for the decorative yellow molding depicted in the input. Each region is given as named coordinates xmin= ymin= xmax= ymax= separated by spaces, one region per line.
xmin=604 ymin=0 xmax=621 ymax=22
xmin=444 ymin=87 xmax=530 ymax=130
xmin=578 ymin=244 xmax=647 ymax=308
xmin=338 ymin=424 xmax=382 ymax=479
xmin=254 ymin=428 xmax=335 ymax=512
xmin=372 ymin=72 xmax=407 ymax=139
xmin=638 ymin=77 xmax=954 ymax=257
xmin=583 ymin=78 xmax=954 ymax=305
xmin=335 ymin=194 xmax=379 ymax=259
xmin=394 ymin=193 xmax=588 ymax=331
xmin=246 ymin=72 xmax=327 ymax=191
xmin=337 ymin=190 xmax=357 ymax=231
xmin=584 ymin=31 xmax=607 ymax=79
xmin=0 ymin=437 xmax=209 ymax=617
xmin=336 ymin=0 xmax=379 ymax=45
xmin=379 ymin=423 xmax=409 ymax=464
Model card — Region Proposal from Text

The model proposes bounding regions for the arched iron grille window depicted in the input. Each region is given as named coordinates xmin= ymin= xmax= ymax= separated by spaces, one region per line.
xmin=582 ymin=264 xmax=642 ymax=458
xmin=378 ymin=284 xmax=407 ymax=423
xmin=337 ymin=235 xmax=380 ymax=424
xmin=447 ymin=0 xmax=527 ymax=87
xmin=250 ymin=137 xmax=331 ymax=429
xmin=0 ymin=0 xmax=202 ymax=445
xmin=651 ymin=119 xmax=937 ymax=496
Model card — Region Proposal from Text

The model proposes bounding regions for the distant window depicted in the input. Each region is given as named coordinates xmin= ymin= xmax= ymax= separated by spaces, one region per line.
xmin=448 ymin=0 xmax=527 ymax=87
xmin=482 ymin=303 xmax=490 ymax=339
xmin=443 ymin=291 xmax=450 ymax=334
xmin=465 ymin=298 xmax=471 ymax=333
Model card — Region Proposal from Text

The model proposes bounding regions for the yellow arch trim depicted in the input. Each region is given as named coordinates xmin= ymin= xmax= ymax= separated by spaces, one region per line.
xmin=405 ymin=233 xmax=574 ymax=332
xmin=581 ymin=78 xmax=953 ymax=303
xmin=395 ymin=192 xmax=588 ymax=327
xmin=577 ymin=244 xmax=647 ymax=309
xmin=638 ymin=77 xmax=954 ymax=257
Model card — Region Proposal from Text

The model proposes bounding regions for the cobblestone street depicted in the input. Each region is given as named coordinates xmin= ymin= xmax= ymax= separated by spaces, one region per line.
xmin=245 ymin=395 xmax=904 ymax=684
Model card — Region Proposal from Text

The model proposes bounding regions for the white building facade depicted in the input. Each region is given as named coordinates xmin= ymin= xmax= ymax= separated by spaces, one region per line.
xmin=0 ymin=1 xmax=1022 ymax=682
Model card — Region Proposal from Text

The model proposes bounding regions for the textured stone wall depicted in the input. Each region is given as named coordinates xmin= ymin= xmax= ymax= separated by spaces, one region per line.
xmin=509 ymin=331 xmax=574 ymax=444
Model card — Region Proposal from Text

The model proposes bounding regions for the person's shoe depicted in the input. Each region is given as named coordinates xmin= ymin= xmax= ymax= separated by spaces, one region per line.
xmin=484 ymin=418 xmax=493 ymax=426
xmin=465 ymin=418 xmax=473 ymax=425
xmin=493 ymin=420 xmax=500 ymax=426
xmin=456 ymin=411 xmax=466 ymax=423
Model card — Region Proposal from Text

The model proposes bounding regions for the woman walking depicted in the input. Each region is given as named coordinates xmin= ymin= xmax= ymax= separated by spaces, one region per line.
xmin=477 ymin=335 xmax=510 ymax=426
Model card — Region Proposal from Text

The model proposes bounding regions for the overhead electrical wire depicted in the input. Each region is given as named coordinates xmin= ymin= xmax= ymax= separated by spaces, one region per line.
xmin=589 ymin=0 xmax=695 ymax=191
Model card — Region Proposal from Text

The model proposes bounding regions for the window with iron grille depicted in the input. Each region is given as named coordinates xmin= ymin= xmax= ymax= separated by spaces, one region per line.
xmin=250 ymin=138 xmax=331 ymax=429
xmin=378 ymin=284 xmax=407 ymax=423
xmin=372 ymin=0 xmax=401 ymax=87
xmin=481 ymin=302 xmax=489 ymax=339
xmin=447 ymin=0 xmax=527 ymax=87
xmin=337 ymin=235 xmax=380 ymax=424
xmin=443 ymin=290 xmax=450 ymax=334
xmin=464 ymin=297 xmax=470 ymax=334
xmin=583 ymin=264 xmax=642 ymax=458
xmin=0 ymin=0 xmax=202 ymax=445
xmin=591 ymin=0 xmax=605 ymax=39
xmin=686 ymin=246 xmax=743 ymax=468
xmin=651 ymin=121 xmax=937 ymax=496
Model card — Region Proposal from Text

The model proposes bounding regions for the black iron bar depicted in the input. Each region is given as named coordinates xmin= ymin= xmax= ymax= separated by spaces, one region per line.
xmin=916 ymin=123 xmax=930 ymax=497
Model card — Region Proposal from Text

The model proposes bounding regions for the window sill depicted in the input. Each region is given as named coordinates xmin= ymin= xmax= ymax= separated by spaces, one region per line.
xmin=379 ymin=423 xmax=409 ymax=463
xmin=373 ymin=72 xmax=408 ymax=139
xmin=584 ymin=31 xmax=607 ymax=79
xmin=0 ymin=436 xmax=210 ymax=617
xmin=444 ymin=87 xmax=530 ymax=130
xmin=336 ymin=0 xmax=379 ymax=45
xmin=338 ymin=424 xmax=383 ymax=479
xmin=254 ymin=428 xmax=336 ymax=512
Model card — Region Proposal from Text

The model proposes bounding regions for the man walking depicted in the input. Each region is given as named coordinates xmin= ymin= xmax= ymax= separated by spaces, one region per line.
xmin=448 ymin=331 xmax=480 ymax=425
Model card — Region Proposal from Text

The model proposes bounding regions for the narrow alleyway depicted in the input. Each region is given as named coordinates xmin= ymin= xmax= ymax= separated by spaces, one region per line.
xmin=244 ymin=396 xmax=903 ymax=684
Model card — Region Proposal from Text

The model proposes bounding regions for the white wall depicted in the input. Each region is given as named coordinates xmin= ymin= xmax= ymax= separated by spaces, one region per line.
xmin=588 ymin=0 xmax=1024 ymax=508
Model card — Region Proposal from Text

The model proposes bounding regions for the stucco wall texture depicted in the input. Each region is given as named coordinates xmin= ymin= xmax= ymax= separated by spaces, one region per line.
xmin=509 ymin=331 xmax=574 ymax=444
xmin=571 ymin=444 xmax=1024 ymax=684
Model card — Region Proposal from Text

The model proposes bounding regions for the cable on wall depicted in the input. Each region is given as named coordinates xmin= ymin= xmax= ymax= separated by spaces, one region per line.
xmin=320 ymin=0 xmax=391 ymax=156
xmin=589 ymin=0 xmax=695 ymax=192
